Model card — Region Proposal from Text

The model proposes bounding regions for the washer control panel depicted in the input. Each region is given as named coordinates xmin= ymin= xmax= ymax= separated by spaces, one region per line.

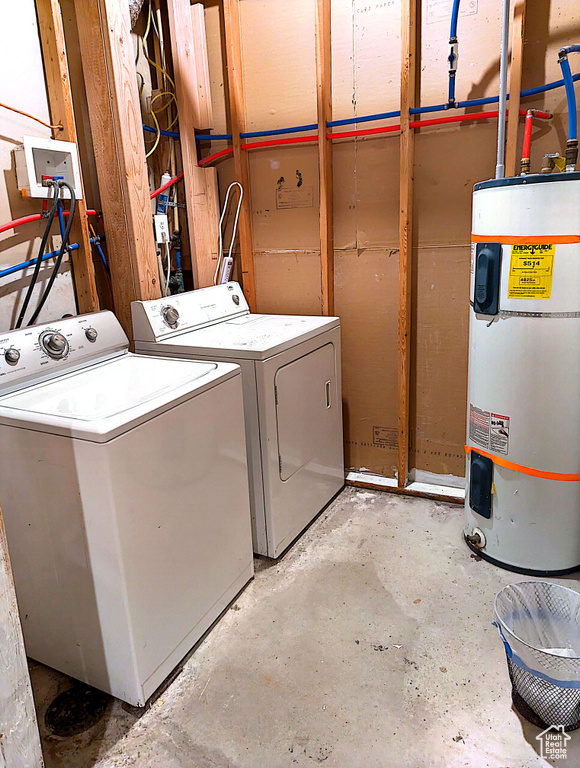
xmin=0 ymin=311 xmax=128 ymax=395
xmin=132 ymin=282 xmax=250 ymax=342
xmin=40 ymin=331 xmax=69 ymax=359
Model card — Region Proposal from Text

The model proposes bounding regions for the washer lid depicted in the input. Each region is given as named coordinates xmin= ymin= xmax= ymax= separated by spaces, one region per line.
xmin=0 ymin=354 xmax=236 ymax=442
xmin=141 ymin=314 xmax=341 ymax=360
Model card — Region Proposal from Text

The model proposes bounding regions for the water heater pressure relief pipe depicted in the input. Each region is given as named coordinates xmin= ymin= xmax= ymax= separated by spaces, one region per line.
xmin=558 ymin=45 xmax=580 ymax=170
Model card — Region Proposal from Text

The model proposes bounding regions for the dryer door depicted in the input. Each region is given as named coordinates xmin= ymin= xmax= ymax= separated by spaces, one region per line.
xmin=275 ymin=342 xmax=336 ymax=481
xmin=256 ymin=327 xmax=344 ymax=558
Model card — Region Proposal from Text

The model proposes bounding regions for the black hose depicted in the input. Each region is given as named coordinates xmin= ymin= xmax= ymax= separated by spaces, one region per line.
xmin=27 ymin=181 xmax=76 ymax=327
xmin=14 ymin=183 xmax=60 ymax=329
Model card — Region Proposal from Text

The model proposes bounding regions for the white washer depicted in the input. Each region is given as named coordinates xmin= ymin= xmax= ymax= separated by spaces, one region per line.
xmin=0 ymin=311 xmax=253 ymax=706
xmin=132 ymin=283 xmax=345 ymax=558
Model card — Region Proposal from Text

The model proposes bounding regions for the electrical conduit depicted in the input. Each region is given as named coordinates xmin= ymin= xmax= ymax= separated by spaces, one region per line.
xmin=495 ymin=0 xmax=511 ymax=179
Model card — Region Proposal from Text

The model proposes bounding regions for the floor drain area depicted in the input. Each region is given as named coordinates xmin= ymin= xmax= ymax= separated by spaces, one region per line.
xmin=45 ymin=685 xmax=110 ymax=737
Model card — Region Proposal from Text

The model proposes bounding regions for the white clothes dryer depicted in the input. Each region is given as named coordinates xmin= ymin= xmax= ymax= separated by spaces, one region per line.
xmin=132 ymin=283 xmax=344 ymax=558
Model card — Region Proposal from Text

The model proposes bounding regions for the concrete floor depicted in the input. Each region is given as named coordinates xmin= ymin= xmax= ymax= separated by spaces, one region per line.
xmin=29 ymin=487 xmax=579 ymax=767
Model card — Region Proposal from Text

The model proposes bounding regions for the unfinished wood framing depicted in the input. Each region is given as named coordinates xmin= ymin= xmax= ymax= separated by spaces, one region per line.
xmin=191 ymin=4 xmax=213 ymax=129
xmin=397 ymin=0 xmax=418 ymax=488
xmin=74 ymin=0 xmax=161 ymax=339
xmin=347 ymin=478 xmax=464 ymax=506
xmin=223 ymin=0 xmax=257 ymax=312
xmin=505 ymin=0 xmax=527 ymax=176
xmin=167 ymin=0 xmax=220 ymax=289
xmin=315 ymin=0 xmax=334 ymax=316
xmin=0 ymin=505 xmax=44 ymax=767
xmin=36 ymin=0 xmax=99 ymax=316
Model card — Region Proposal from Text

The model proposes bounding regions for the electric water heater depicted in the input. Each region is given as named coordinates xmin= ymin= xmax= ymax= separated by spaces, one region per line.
xmin=464 ymin=172 xmax=580 ymax=575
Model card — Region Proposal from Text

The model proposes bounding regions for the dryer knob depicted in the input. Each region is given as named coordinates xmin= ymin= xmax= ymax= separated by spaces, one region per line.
xmin=162 ymin=305 xmax=179 ymax=328
xmin=85 ymin=327 xmax=98 ymax=342
xmin=42 ymin=332 xmax=69 ymax=359
xmin=4 ymin=348 xmax=20 ymax=365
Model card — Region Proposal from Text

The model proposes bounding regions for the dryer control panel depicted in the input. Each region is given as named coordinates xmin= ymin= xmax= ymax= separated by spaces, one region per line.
xmin=132 ymin=282 xmax=249 ymax=342
xmin=0 ymin=311 xmax=128 ymax=395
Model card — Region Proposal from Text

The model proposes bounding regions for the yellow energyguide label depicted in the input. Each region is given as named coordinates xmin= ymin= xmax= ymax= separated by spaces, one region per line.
xmin=507 ymin=243 xmax=555 ymax=299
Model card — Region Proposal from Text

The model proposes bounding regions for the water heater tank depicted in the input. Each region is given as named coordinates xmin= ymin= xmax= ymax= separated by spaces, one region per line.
xmin=465 ymin=172 xmax=580 ymax=575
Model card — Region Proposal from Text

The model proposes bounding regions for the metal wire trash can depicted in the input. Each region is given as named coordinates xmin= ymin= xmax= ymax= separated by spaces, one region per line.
xmin=494 ymin=582 xmax=580 ymax=730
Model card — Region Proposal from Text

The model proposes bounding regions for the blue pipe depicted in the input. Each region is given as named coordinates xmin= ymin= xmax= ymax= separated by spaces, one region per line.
xmin=0 ymin=238 xmax=105 ymax=280
xmin=410 ymin=103 xmax=447 ymax=115
xmin=450 ymin=0 xmax=460 ymax=39
xmin=559 ymin=50 xmax=579 ymax=141
xmin=328 ymin=110 xmax=401 ymax=127
xmin=94 ymin=241 xmax=110 ymax=277
xmin=0 ymin=243 xmax=79 ymax=279
xmin=241 ymin=123 xmax=317 ymax=139
xmin=142 ymin=70 xmax=580 ymax=142
xmin=448 ymin=0 xmax=460 ymax=105
xmin=57 ymin=201 xmax=65 ymax=239
xmin=196 ymin=133 xmax=232 ymax=140
xmin=143 ymin=124 xmax=181 ymax=139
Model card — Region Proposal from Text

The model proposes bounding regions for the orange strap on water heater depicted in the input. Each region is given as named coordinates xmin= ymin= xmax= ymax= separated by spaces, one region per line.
xmin=464 ymin=445 xmax=580 ymax=482
xmin=471 ymin=234 xmax=580 ymax=245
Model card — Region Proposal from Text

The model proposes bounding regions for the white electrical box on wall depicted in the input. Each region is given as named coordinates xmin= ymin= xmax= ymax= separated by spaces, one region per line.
xmin=13 ymin=136 xmax=83 ymax=199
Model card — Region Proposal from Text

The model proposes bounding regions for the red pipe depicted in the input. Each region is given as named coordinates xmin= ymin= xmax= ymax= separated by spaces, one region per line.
xmin=0 ymin=208 xmax=99 ymax=234
xmin=242 ymin=135 xmax=318 ymax=151
xmin=521 ymin=110 xmax=534 ymax=174
xmin=327 ymin=124 xmax=399 ymax=140
xmin=199 ymin=148 xmax=234 ymax=167
xmin=150 ymin=172 xmax=184 ymax=199
xmin=198 ymin=109 xmax=552 ymax=165
xmin=0 ymin=213 xmax=42 ymax=234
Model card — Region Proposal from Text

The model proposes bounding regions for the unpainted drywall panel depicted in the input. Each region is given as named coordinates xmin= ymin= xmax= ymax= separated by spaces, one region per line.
xmin=204 ymin=0 xmax=580 ymax=479
xmin=249 ymin=146 xmax=320 ymax=251
xmin=0 ymin=0 xmax=77 ymax=332
xmin=254 ymin=250 xmax=322 ymax=315
xmin=239 ymin=0 xmax=317 ymax=132
xmin=335 ymin=247 xmax=398 ymax=477
xmin=413 ymin=120 xmax=497 ymax=246
xmin=410 ymin=244 xmax=469 ymax=477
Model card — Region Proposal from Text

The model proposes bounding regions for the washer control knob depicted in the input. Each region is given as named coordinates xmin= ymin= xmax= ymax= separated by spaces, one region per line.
xmin=85 ymin=327 xmax=98 ymax=343
xmin=41 ymin=332 xmax=68 ymax=359
xmin=162 ymin=305 xmax=179 ymax=328
xmin=232 ymin=295 xmax=240 ymax=305
xmin=4 ymin=348 xmax=20 ymax=366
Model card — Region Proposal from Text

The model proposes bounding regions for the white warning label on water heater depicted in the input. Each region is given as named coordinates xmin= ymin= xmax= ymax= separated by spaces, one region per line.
xmin=490 ymin=412 xmax=510 ymax=455
xmin=469 ymin=404 xmax=510 ymax=455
